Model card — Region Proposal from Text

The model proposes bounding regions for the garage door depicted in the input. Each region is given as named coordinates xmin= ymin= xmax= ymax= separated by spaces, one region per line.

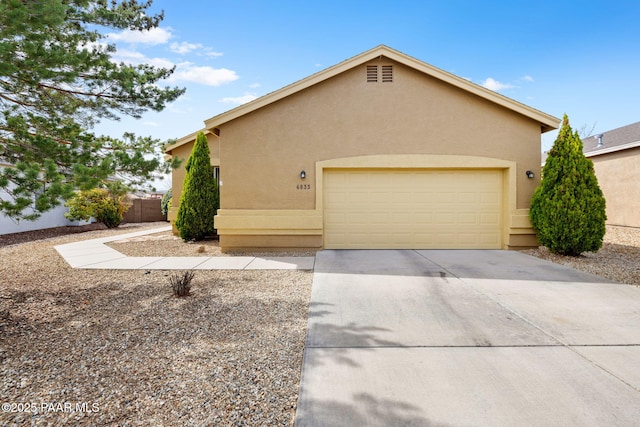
xmin=323 ymin=169 xmax=503 ymax=249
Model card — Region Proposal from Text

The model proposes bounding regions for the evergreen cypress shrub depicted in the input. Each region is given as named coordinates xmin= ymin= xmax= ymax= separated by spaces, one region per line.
xmin=530 ymin=114 xmax=606 ymax=256
xmin=175 ymin=132 xmax=219 ymax=241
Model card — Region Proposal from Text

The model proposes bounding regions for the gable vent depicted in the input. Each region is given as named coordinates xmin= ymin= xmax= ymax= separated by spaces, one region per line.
xmin=382 ymin=65 xmax=393 ymax=82
xmin=366 ymin=65 xmax=378 ymax=82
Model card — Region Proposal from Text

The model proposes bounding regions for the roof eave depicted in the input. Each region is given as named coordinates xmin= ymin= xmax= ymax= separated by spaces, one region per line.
xmin=585 ymin=140 xmax=640 ymax=157
xmin=203 ymin=46 xmax=389 ymax=130
xmin=164 ymin=128 xmax=214 ymax=154
xmin=203 ymin=45 xmax=560 ymax=133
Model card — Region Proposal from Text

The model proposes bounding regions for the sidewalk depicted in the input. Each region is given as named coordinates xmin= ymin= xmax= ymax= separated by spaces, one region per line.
xmin=54 ymin=226 xmax=315 ymax=270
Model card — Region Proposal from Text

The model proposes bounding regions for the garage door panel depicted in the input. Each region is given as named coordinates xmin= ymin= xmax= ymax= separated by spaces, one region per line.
xmin=433 ymin=213 xmax=456 ymax=224
xmin=480 ymin=192 xmax=500 ymax=204
xmin=390 ymin=213 xmax=411 ymax=225
xmin=326 ymin=192 xmax=347 ymax=203
xmin=324 ymin=169 xmax=503 ymax=249
xmin=348 ymin=212 xmax=389 ymax=225
xmin=457 ymin=233 xmax=478 ymax=245
xmin=389 ymin=191 xmax=418 ymax=203
xmin=458 ymin=213 xmax=478 ymax=225
xmin=481 ymin=213 xmax=500 ymax=225
xmin=457 ymin=192 xmax=478 ymax=203
xmin=480 ymin=233 xmax=501 ymax=245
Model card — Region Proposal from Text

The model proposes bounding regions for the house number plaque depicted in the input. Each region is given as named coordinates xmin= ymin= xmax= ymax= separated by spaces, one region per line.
xmin=296 ymin=184 xmax=311 ymax=190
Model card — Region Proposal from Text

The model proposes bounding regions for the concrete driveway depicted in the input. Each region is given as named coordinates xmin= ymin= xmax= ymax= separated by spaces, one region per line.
xmin=295 ymin=250 xmax=640 ymax=426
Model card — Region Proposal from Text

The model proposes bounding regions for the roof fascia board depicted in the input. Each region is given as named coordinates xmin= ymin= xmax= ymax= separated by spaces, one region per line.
xmin=204 ymin=45 xmax=559 ymax=133
xmin=165 ymin=128 xmax=212 ymax=154
xmin=585 ymin=140 xmax=640 ymax=157
xmin=382 ymin=49 xmax=560 ymax=132
xmin=203 ymin=47 xmax=384 ymax=130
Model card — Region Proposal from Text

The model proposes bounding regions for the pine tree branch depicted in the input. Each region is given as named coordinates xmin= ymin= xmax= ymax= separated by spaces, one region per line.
xmin=36 ymin=81 xmax=118 ymax=100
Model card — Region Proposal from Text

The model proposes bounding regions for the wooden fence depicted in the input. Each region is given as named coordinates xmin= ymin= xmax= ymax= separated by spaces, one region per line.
xmin=122 ymin=198 xmax=166 ymax=223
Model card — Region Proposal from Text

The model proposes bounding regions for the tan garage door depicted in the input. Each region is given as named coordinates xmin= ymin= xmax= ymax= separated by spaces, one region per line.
xmin=323 ymin=169 xmax=503 ymax=249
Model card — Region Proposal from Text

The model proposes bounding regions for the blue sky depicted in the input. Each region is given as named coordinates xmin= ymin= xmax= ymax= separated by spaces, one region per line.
xmin=96 ymin=0 xmax=640 ymax=188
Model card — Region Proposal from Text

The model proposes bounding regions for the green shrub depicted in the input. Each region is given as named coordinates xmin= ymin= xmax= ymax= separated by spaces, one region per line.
xmin=530 ymin=114 xmax=606 ymax=256
xmin=175 ymin=132 xmax=219 ymax=241
xmin=65 ymin=185 xmax=132 ymax=229
xmin=96 ymin=198 xmax=125 ymax=228
xmin=160 ymin=188 xmax=172 ymax=217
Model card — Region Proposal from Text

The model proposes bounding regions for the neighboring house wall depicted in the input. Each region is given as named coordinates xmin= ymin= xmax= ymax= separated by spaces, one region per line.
xmin=589 ymin=146 xmax=640 ymax=228
xmin=1 ymin=166 xmax=90 ymax=235
xmin=0 ymin=203 xmax=90 ymax=235
xmin=583 ymin=121 xmax=640 ymax=229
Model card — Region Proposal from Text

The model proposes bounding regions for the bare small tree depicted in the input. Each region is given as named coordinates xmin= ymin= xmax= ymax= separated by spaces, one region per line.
xmin=576 ymin=122 xmax=598 ymax=138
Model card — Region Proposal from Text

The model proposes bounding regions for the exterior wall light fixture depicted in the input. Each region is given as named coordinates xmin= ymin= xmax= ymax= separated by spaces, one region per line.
xmin=300 ymin=170 xmax=306 ymax=179
xmin=525 ymin=170 xmax=535 ymax=179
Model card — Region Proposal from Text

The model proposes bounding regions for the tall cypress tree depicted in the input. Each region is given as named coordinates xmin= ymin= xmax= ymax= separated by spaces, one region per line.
xmin=530 ymin=114 xmax=606 ymax=256
xmin=175 ymin=132 xmax=219 ymax=241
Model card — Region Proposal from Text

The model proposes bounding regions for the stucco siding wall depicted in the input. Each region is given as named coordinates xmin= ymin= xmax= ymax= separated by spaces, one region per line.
xmin=591 ymin=147 xmax=640 ymax=227
xmin=0 ymin=176 xmax=90 ymax=235
xmin=218 ymin=58 xmax=542 ymax=212
xmin=0 ymin=204 xmax=90 ymax=235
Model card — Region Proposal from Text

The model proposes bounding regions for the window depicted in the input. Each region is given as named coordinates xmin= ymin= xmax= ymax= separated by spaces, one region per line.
xmin=213 ymin=167 xmax=220 ymax=185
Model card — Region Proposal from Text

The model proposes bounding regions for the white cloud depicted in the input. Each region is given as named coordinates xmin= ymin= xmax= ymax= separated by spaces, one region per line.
xmin=481 ymin=77 xmax=515 ymax=92
xmin=169 ymin=62 xmax=239 ymax=86
xmin=169 ymin=42 xmax=223 ymax=57
xmin=107 ymin=27 xmax=172 ymax=45
xmin=221 ymin=93 xmax=258 ymax=105
xmin=170 ymin=41 xmax=202 ymax=54
xmin=249 ymin=83 xmax=261 ymax=89
xmin=111 ymin=49 xmax=175 ymax=69
xmin=110 ymin=53 xmax=238 ymax=87
xmin=144 ymin=121 xmax=160 ymax=127
xmin=203 ymin=49 xmax=224 ymax=58
xmin=520 ymin=75 xmax=534 ymax=82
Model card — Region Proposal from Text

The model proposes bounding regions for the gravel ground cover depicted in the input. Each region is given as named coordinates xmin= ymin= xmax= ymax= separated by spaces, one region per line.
xmin=106 ymin=231 xmax=317 ymax=258
xmin=0 ymin=222 xmax=109 ymax=248
xmin=521 ymin=225 xmax=640 ymax=286
xmin=1 ymin=222 xmax=638 ymax=426
xmin=0 ymin=223 xmax=312 ymax=426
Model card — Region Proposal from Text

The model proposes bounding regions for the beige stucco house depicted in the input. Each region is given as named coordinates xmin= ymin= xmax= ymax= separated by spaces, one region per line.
xmin=165 ymin=45 xmax=559 ymax=251
xmin=583 ymin=122 xmax=640 ymax=228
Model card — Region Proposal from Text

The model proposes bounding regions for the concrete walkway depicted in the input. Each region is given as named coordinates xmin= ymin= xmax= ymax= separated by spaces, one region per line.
xmin=54 ymin=226 xmax=315 ymax=270
xmin=295 ymin=249 xmax=640 ymax=426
